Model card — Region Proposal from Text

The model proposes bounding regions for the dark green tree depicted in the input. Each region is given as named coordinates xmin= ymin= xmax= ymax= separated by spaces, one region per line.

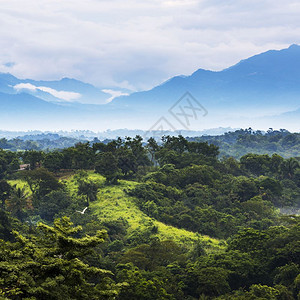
xmin=0 ymin=180 xmax=11 ymax=209
xmin=43 ymin=151 xmax=64 ymax=172
xmin=95 ymin=152 xmax=121 ymax=184
xmin=22 ymin=150 xmax=44 ymax=170
xmin=0 ymin=217 xmax=119 ymax=299
xmin=23 ymin=168 xmax=62 ymax=204
xmin=78 ymin=180 xmax=99 ymax=206
xmin=6 ymin=185 xmax=32 ymax=221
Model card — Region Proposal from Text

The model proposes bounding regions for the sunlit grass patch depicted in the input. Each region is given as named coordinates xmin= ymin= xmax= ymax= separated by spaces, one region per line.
xmin=88 ymin=173 xmax=223 ymax=250
xmin=8 ymin=172 xmax=224 ymax=251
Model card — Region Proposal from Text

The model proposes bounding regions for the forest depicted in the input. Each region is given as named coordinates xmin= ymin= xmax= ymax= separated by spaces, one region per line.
xmin=190 ymin=128 xmax=300 ymax=158
xmin=0 ymin=134 xmax=299 ymax=299
xmin=1 ymin=128 xmax=300 ymax=159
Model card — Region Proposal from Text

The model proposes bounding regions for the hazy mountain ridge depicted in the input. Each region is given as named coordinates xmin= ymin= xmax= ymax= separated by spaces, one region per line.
xmin=0 ymin=73 xmax=112 ymax=104
xmin=0 ymin=127 xmax=235 ymax=140
xmin=112 ymin=44 xmax=300 ymax=110
xmin=1 ymin=45 xmax=300 ymax=131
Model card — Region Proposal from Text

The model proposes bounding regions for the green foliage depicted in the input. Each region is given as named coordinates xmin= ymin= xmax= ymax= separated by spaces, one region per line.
xmin=0 ymin=180 xmax=11 ymax=209
xmin=22 ymin=168 xmax=62 ymax=203
xmin=77 ymin=179 xmax=100 ymax=206
xmin=120 ymin=238 xmax=184 ymax=271
xmin=195 ymin=267 xmax=230 ymax=296
xmin=0 ymin=133 xmax=299 ymax=299
xmin=43 ymin=151 xmax=64 ymax=172
xmin=0 ymin=217 xmax=118 ymax=299
xmin=116 ymin=263 xmax=173 ymax=300
xmin=22 ymin=150 xmax=44 ymax=170
xmin=6 ymin=185 xmax=31 ymax=221
xmin=191 ymin=128 xmax=300 ymax=158
xmin=95 ymin=152 xmax=121 ymax=184
xmin=0 ymin=209 xmax=21 ymax=241
xmin=0 ymin=149 xmax=20 ymax=178
xmin=38 ymin=190 xmax=72 ymax=222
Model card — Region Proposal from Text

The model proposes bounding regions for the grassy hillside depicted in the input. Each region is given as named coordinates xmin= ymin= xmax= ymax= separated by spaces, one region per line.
xmin=8 ymin=172 xmax=223 ymax=250
xmin=94 ymin=181 xmax=220 ymax=245
xmin=70 ymin=173 xmax=222 ymax=249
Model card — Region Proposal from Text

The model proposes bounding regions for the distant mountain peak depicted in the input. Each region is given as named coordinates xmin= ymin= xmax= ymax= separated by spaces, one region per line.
xmin=0 ymin=74 xmax=112 ymax=105
xmin=288 ymin=43 xmax=300 ymax=49
xmin=1 ymin=45 xmax=300 ymax=131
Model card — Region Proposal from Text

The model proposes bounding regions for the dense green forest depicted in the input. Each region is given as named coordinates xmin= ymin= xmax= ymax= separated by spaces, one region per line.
xmin=191 ymin=128 xmax=300 ymax=158
xmin=0 ymin=134 xmax=89 ymax=151
xmin=2 ymin=128 xmax=300 ymax=159
xmin=0 ymin=135 xmax=299 ymax=299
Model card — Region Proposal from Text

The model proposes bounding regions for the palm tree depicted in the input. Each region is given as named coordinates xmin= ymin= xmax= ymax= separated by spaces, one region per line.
xmin=280 ymin=158 xmax=299 ymax=179
xmin=6 ymin=185 xmax=32 ymax=221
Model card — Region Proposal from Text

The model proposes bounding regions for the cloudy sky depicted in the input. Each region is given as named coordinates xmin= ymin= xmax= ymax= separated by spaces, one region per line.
xmin=0 ymin=0 xmax=299 ymax=91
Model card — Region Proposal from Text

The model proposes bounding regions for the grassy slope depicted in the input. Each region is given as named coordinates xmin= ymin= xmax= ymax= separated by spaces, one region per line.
xmin=9 ymin=172 xmax=223 ymax=250
xmin=85 ymin=173 xmax=222 ymax=250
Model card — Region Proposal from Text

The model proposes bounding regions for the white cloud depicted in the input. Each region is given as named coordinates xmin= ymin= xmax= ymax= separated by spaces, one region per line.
xmin=102 ymin=89 xmax=129 ymax=103
xmin=14 ymin=83 xmax=81 ymax=101
xmin=0 ymin=0 xmax=299 ymax=90
xmin=13 ymin=83 xmax=37 ymax=92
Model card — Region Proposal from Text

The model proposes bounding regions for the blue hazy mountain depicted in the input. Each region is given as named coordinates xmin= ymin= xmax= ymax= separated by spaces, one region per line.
xmin=108 ymin=44 xmax=300 ymax=131
xmin=0 ymin=73 xmax=111 ymax=104
xmin=23 ymin=77 xmax=111 ymax=104
xmin=1 ymin=45 xmax=300 ymax=131
xmin=112 ymin=44 xmax=300 ymax=111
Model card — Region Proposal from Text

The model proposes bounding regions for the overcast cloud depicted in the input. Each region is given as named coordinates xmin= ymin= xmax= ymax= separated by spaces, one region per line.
xmin=0 ymin=0 xmax=299 ymax=91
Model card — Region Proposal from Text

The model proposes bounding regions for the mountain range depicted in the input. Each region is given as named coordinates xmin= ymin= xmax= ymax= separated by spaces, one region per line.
xmin=1 ymin=44 xmax=300 ymax=132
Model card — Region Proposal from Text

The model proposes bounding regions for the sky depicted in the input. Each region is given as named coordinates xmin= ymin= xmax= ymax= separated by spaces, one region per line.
xmin=0 ymin=0 xmax=300 ymax=92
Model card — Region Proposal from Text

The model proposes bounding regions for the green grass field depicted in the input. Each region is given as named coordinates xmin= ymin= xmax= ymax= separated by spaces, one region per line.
xmin=10 ymin=171 xmax=224 ymax=250
xmin=78 ymin=173 xmax=223 ymax=250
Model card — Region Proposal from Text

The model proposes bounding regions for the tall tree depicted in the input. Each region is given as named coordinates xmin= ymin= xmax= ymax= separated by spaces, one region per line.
xmin=78 ymin=180 xmax=99 ymax=206
xmin=0 ymin=180 xmax=11 ymax=209
xmin=6 ymin=185 xmax=32 ymax=221
xmin=95 ymin=152 xmax=121 ymax=184
xmin=22 ymin=168 xmax=62 ymax=205
xmin=0 ymin=217 xmax=119 ymax=299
